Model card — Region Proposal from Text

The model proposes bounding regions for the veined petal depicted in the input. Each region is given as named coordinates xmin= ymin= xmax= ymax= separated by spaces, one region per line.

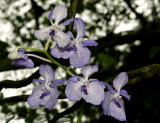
xmin=51 ymin=45 xmax=64 ymax=59
xmin=120 ymin=89 xmax=130 ymax=100
xmin=68 ymin=76 xmax=81 ymax=83
xmin=60 ymin=18 xmax=74 ymax=27
xmin=82 ymin=81 xmax=104 ymax=105
xmin=48 ymin=7 xmax=54 ymax=24
xmin=44 ymin=87 xmax=59 ymax=110
xmin=100 ymin=82 xmax=116 ymax=93
xmin=39 ymin=64 xmax=55 ymax=83
xmin=65 ymin=81 xmax=82 ymax=102
xmin=51 ymin=45 xmax=72 ymax=59
xmin=34 ymin=26 xmax=52 ymax=41
xmin=50 ymin=79 xmax=65 ymax=87
xmin=102 ymin=91 xmax=114 ymax=116
xmin=81 ymin=65 xmax=98 ymax=79
xmin=53 ymin=5 xmax=67 ymax=25
xmin=74 ymin=18 xmax=85 ymax=39
xmin=82 ymin=40 xmax=98 ymax=47
xmin=113 ymin=72 xmax=128 ymax=93
xmin=53 ymin=29 xmax=71 ymax=48
xmin=70 ymin=45 xmax=91 ymax=68
xmin=27 ymin=85 xmax=44 ymax=107
xmin=12 ymin=58 xmax=34 ymax=68
xmin=110 ymin=99 xmax=126 ymax=121
xmin=33 ymin=79 xmax=45 ymax=84
xmin=66 ymin=31 xmax=75 ymax=39
xmin=25 ymin=59 xmax=34 ymax=68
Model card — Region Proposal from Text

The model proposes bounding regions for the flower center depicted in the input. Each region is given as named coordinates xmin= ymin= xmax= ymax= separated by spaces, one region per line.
xmin=81 ymin=85 xmax=88 ymax=95
xmin=52 ymin=25 xmax=57 ymax=30
xmin=40 ymin=86 xmax=50 ymax=99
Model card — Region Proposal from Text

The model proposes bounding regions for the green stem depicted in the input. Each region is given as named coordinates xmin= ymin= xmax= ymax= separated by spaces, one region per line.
xmin=76 ymin=104 xmax=85 ymax=123
xmin=17 ymin=46 xmax=75 ymax=76
xmin=45 ymin=37 xmax=51 ymax=51
xmin=68 ymin=0 xmax=79 ymax=31
xmin=17 ymin=46 xmax=45 ymax=54
xmin=44 ymin=52 xmax=75 ymax=76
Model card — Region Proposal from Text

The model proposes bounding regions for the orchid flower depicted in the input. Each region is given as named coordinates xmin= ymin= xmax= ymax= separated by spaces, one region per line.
xmin=51 ymin=18 xmax=98 ymax=68
xmin=27 ymin=64 xmax=65 ymax=110
xmin=34 ymin=5 xmax=73 ymax=48
xmin=11 ymin=48 xmax=34 ymax=68
xmin=65 ymin=65 xmax=104 ymax=105
xmin=101 ymin=72 xmax=130 ymax=121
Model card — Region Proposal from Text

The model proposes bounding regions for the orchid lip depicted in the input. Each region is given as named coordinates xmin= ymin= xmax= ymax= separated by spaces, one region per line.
xmin=81 ymin=85 xmax=88 ymax=95
xmin=39 ymin=91 xmax=50 ymax=99
xmin=112 ymin=99 xmax=121 ymax=108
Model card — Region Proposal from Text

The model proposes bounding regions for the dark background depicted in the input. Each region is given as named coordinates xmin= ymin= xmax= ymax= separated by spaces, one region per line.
xmin=0 ymin=0 xmax=160 ymax=122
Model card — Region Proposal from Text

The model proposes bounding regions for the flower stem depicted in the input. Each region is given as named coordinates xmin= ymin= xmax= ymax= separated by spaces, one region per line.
xmin=27 ymin=54 xmax=52 ymax=63
xmin=76 ymin=103 xmax=85 ymax=123
xmin=45 ymin=37 xmax=51 ymax=51
xmin=17 ymin=46 xmax=45 ymax=54
xmin=44 ymin=52 xmax=75 ymax=76
xmin=17 ymin=46 xmax=75 ymax=76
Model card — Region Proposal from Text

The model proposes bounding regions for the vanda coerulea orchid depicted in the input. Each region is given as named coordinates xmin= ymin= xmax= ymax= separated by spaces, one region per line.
xmin=27 ymin=64 xmax=65 ymax=110
xmin=51 ymin=18 xmax=98 ymax=68
xmin=34 ymin=5 xmax=73 ymax=48
xmin=7 ymin=3 xmax=131 ymax=122
xmin=101 ymin=72 xmax=130 ymax=121
xmin=8 ymin=48 xmax=34 ymax=68
xmin=65 ymin=65 xmax=104 ymax=105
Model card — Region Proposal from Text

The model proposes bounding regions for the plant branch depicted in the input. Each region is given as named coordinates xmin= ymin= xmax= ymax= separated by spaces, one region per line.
xmin=49 ymin=100 xmax=83 ymax=123
xmin=68 ymin=0 xmax=79 ymax=31
xmin=105 ymin=64 xmax=160 ymax=85
xmin=0 ymin=70 xmax=40 ymax=91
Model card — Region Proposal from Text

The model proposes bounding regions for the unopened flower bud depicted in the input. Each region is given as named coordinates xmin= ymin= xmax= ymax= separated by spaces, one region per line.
xmin=8 ymin=49 xmax=24 ymax=60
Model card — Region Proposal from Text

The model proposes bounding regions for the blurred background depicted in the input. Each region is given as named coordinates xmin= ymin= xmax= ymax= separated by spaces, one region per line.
xmin=1 ymin=0 xmax=160 ymax=122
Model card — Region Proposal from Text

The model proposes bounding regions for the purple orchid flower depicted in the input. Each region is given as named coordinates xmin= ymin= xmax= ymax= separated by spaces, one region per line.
xmin=34 ymin=5 xmax=73 ymax=48
xmin=51 ymin=18 xmax=98 ymax=68
xmin=27 ymin=64 xmax=65 ymax=110
xmin=11 ymin=48 xmax=34 ymax=68
xmin=101 ymin=72 xmax=130 ymax=121
xmin=65 ymin=65 xmax=104 ymax=105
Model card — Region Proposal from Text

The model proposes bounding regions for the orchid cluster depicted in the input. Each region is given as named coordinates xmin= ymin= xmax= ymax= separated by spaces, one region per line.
xmin=8 ymin=5 xmax=130 ymax=121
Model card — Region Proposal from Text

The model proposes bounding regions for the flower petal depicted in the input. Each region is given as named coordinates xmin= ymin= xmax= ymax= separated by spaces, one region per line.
xmin=60 ymin=18 xmax=74 ymax=27
xmin=44 ymin=87 xmax=59 ymax=110
xmin=25 ymin=59 xmax=34 ymax=68
xmin=51 ymin=45 xmax=72 ymax=59
xmin=53 ymin=5 xmax=67 ymax=25
xmin=18 ymin=48 xmax=25 ymax=55
xmin=68 ymin=76 xmax=81 ymax=82
xmin=34 ymin=26 xmax=52 ymax=41
xmin=39 ymin=64 xmax=55 ymax=83
xmin=110 ymin=99 xmax=126 ymax=121
xmin=82 ymin=40 xmax=98 ymax=47
xmin=66 ymin=31 xmax=75 ymax=39
xmin=120 ymin=89 xmax=130 ymax=100
xmin=113 ymin=72 xmax=128 ymax=92
xmin=102 ymin=91 xmax=114 ymax=116
xmin=53 ymin=29 xmax=71 ymax=48
xmin=12 ymin=58 xmax=34 ymax=68
xmin=70 ymin=45 xmax=91 ymax=68
xmin=27 ymin=85 xmax=44 ymax=107
xmin=50 ymin=79 xmax=65 ymax=87
xmin=48 ymin=7 xmax=54 ymax=24
xmin=33 ymin=79 xmax=45 ymax=84
xmin=65 ymin=81 xmax=82 ymax=102
xmin=82 ymin=81 xmax=104 ymax=105
xmin=81 ymin=65 xmax=98 ymax=79
xmin=74 ymin=18 xmax=85 ymax=39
